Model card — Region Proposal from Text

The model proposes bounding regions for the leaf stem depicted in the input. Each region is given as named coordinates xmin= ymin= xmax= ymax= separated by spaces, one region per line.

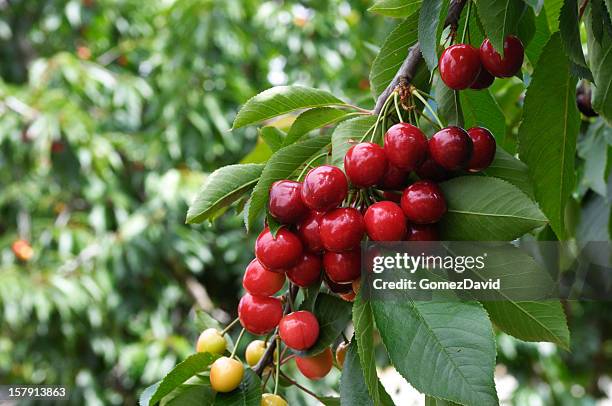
xmin=230 ymin=328 xmax=246 ymax=359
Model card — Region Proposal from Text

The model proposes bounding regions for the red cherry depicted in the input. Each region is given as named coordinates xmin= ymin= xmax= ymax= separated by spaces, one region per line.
xmin=576 ymin=84 xmax=598 ymax=117
xmin=429 ymin=127 xmax=473 ymax=171
xmin=255 ymin=227 xmax=303 ymax=271
xmin=243 ymin=259 xmax=286 ymax=296
xmin=364 ymin=201 xmax=406 ymax=241
xmin=269 ymin=180 xmax=308 ymax=224
xmin=439 ymin=44 xmax=482 ymax=90
xmin=295 ymin=347 xmax=333 ymax=380
xmin=320 ymin=208 xmax=365 ymax=252
xmin=406 ymin=223 xmax=440 ymax=241
xmin=279 ymin=311 xmax=320 ymax=350
xmin=285 ymin=253 xmax=322 ymax=287
xmin=344 ymin=142 xmax=387 ymax=187
xmin=469 ymin=68 xmax=495 ymax=90
xmin=415 ymin=156 xmax=450 ymax=182
xmin=401 ymin=180 xmax=447 ymax=224
xmin=378 ymin=164 xmax=409 ymax=190
xmin=296 ymin=211 xmax=324 ymax=253
xmin=238 ymin=293 xmax=283 ymax=335
xmin=382 ymin=191 xmax=402 ymax=204
xmin=480 ymin=36 xmax=524 ymax=78
xmin=323 ymin=274 xmax=353 ymax=293
xmin=301 ymin=165 xmax=348 ymax=212
xmin=323 ymin=249 xmax=361 ymax=283
xmin=466 ymin=127 xmax=496 ymax=172
xmin=383 ymin=123 xmax=428 ymax=171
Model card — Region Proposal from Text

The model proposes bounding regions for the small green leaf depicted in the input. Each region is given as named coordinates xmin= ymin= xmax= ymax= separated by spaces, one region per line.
xmin=161 ymin=379 xmax=215 ymax=406
xmin=577 ymin=120 xmax=611 ymax=196
xmin=319 ymin=397 xmax=342 ymax=406
xmin=460 ymin=89 xmax=506 ymax=143
xmin=368 ymin=0 xmax=422 ymax=18
xmin=483 ymin=148 xmax=534 ymax=198
xmin=559 ymin=0 xmax=592 ymax=78
xmin=435 ymin=75 xmax=463 ymax=127
xmin=586 ymin=9 xmax=612 ymax=125
xmin=543 ymin=0 xmax=563 ymax=32
xmin=265 ymin=211 xmax=283 ymax=238
xmin=418 ymin=0 xmax=445 ymax=72
xmin=525 ymin=6 xmax=552 ymax=65
xmin=425 ymin=396 xmax=462 ymax=406
xmin=475 ymin=0 xmax=526 ymax=52
xmin=259 ymin=127 xmax=285 ymax=152
xmin=340 ymin=340 xmax=391 ymax=406
xmin=331 ymin=116 xmax=378 ymax=168
xmin=213 ymin=369 xmax=261 ymax=406
xmin=284 ymin=107 xmax=351 ymax=147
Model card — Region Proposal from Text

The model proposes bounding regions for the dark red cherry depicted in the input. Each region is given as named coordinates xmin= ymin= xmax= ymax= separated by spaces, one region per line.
xmin=406 ymin=223 xmax=440 ymax=241
xmin=479 ymin=36 xmax=524 ymax=78
xmin=323 ymin=250 xmax=361 ymax=283
xmin=364 ymin=201 xmax=406 ymax=241
xmin=301 ymin=165 xmax=348 ymax=212
xmin=469 ymin=68 xmax=495 ymax=90
xmin=415 ymin=156 xmax=450 ymax=182
xmin=344 ymin=142 xmax=387 ymax=187
xmin=439 ymin=44 xmax=482 ymax=90
xmin=576 ymin=84 xmax=598 ymax=117
xmin=255 ymin=227 xmax=303 ymax=271
xmin=382 ymin=191 xmax=402 ymax=204
xmin=296 ymin=211 xmax=324 ymax=253
xmin=401 ymin=180 xmax=447 ymax=224
xmin=285 ymin=253 xmax=322 ymax=287
xmin=466 ymin=127 xmax=496 ymax=172
xmin=378 ymin=163 xmax=409 ymax=190
xmin=269 ymin=180 xmax=308 ymax=224
xmin=323 ymin=274 xmax=353 ymax=294
xmin=429 ymin=127 xmax=473 ymax=171
xmin=319 ymin=208 xmax=364 ymax=252
xmin=383 ymin=123 xmax=428 ymax=171
xmin=238 ymin=293 xmax=283 ymax=335
xmin=243 ymin=259 xmax=286 ymax=296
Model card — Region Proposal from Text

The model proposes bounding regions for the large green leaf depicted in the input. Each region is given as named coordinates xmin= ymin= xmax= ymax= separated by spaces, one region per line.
xmin=543 ymin=0 xmax=563 ymax=32
xmin=418 ymin=0 xmax=445 ymax=72
xmin=483 ymin=148 xmax=534 ymax=198
xmin=213 ymin=369 xmax=261 ymax=406
xmin=439 ymin=176 xmax=547 ymax=240
xmin=460 ymin=89 xmax=506 ymax=143
xmin=331 ymin=116 xmax=377 ymax=168
xmin=340 ymin=341 xmax=388 ymax=406
xmin=368 ymin=0 xmax=422 ymax=18
xmin=372 ymin=300 xmax=498 ymax=405
xmin=425 ymin=396 xmax=462 ymax=406
xmin=284 ymin=107 xmax=351 ymax=147
xmin=475 ymin=0 xmax=526 ymax=52
xmin=518 ymin=33 xmax=579 ymax=240
xmin=577 ymin=120 xmax=611 ymax=196
xmin=186 ymin=164 xmax=264 ymax=224
xmin=161 ymin=379 xmax=215 ymax=406
xmin=232 ymin=86 xmax=346 ymax=129
xmin=525 ymin=7 xmax=552 ymax=65
xmin=260 ymin=126 xmax=285 ymax=152
xmin=559 ymin=0 xmax=592 ymax=78
xmin=587 ymin=9 xmax=612 ymax=125
xmin=435 ymin=75 xmax=463 ymax=127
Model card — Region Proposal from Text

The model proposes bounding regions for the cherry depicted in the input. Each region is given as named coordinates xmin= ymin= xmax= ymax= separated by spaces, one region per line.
xmin=323 ymin=274 xmax=353 ymax=294
xmin=11 ymin=239 xmax=33 ymax=261
xmin=255 ymin=227 xmax=302 ymax=271
xmin=242 ymin=259 xmax=286 ymax=296
xmin=245 ymin=340 xmax=268 ymax=366
xmin=340 ymin=291 xmax=356 ymax=302
xmin=320 ymin=208 xmax=365 ymax=252
xmin=301 ymin=165 xmax=348 ymax=211
xmin=344 ymin=142 xmax=387 ymax=187
xmin=439 ymin=44 xmax=482 ymax=90
xmin=576 ymin=84 xmax=598 ymax=117
xmin=401 ymin=180 xmax=447 ymax=224
xmin=480 ymin=36 xmax=524 ymax=78
xmin=323 ymin=249 xmax=361 ymax=283
xmin=364 ymin=201 xmax=406 ymax=241
xmin=336 ymin=342 xmax=349 ymax=369
xmin=238 ymin=293 xmax=283 ymax=335
xmin=261 ymin=394 xmax=288 ymax=406
xmin=383 ymin=123 xmax=428 ymax=171
xmin=296 ymin=211 xmax=325 ymax=253
xmin=210 ymin=357 xmax=244 ymax=393
xmin=382 ymin=191 xmax=402 ymax=204
xmin=466 ymin=127 xmax=496 ymax=172
xmin=279 ymin=311 xmax=320 ymax=350
xmin=470 ymin=67 xmax=495 ymax=90
xmin=268 ymin=180 xmax=308 ymax=224
xmin=378 ymin=164 xmax=409 ymax=190
xmin=429 ymin=126 xmax=473 ymax=170
xmin=295 ymin=347 xmax=334 ymax=380
xmin=406 ymin=223 xmax=440 ymax=241
xmin=196 ymin=328 xmax=227 ymax=355
xmin=285 ymin=253 xmax=322 ymax=287
xmin=415 ymin=156 xmax=450 ymax=182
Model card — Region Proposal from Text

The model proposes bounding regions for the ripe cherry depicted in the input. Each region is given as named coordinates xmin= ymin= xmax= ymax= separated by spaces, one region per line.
xmin=429 ymin=127 xmax=473 ymax=171
xmin=295 ymin=347 xmax=334 ymax=380
xmin=285 ymin=253 xmax=322 ymax=287
xmin=364 ymin=201 xmax=406 ymax=241
xmin=439 ymin=44 xmax=482 ymax=90
xmin=268 ymin=180 xmax=308 ymax=224
xmin=466 ymin=127 xmax=496 ymax=172
xmin=296 ymin=211 xmax=325 ymax=253
xmin=470 ymin=67 xmax=495 ymax=90
xmin=406 ymin=223 xmax=440 ymax=241
xmin=11 ymin=239 xmax=33 ymax=262
xmin=243 ymin=259 xmax=286 ymax=296
xmin=320 ymin=208 xmax=365 ymax=252
xmin=378 ymin=164 xmax=409 ymax=190
xmin=255 ymin=227 xmax=302 ymax=271
xmin=245 ymin=340 xmax=267 ymax=366
xmin=261 ymin=394 xmax=288 ymax=406
xmin=323 ymin=274 xmax=353 ymax=294
xmin=480 ymin=36 xmax=524 ymax=78
xmin=279 ymin=311 xmax=320 ymax=350
xmin=340 ymin=291 xmax=356 ymax=302
xmin=415 ymin=156 xmax=450 ymax=182
xmin=401 ymin=181 xmax=447 ymax=224
xmin=336 ymin=342 xmax=349 ymax=369
xmin=238 ymin=293 xmax=283 ymax=335
xmin=196 ymin=328 xmax=227 ymax=355
xmin=576 ymin=84 xmax=598 ymax=117
xmin=383 ymin=123 xmax=428 ymax=171
xmin=344 ymin=142 xmax=387 ymax=187
xmin=382 ymin=191 xmax=402 ymax=204
xmin=323 ymin=249 xmax=361 ymax=283
xmin=210 ymin=357 xmax=244 ymax=393
xmin=301 ymin=165 xmax=348 ymax=212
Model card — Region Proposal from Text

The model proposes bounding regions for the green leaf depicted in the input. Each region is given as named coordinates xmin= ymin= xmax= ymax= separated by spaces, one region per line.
xmin=518 ymin=33 xmax=580 ymax=239
xmin=425 ymin=396 xmax=462 ymax=406
xmin=483 ymin=148 xmax=535 ymax=198
xmin=517 ymin=5 xmax=537 ymax=48
xmin=543 ymin=0 xmax=563 ymax=31
xmin=418 ymin=0 xmax=445 ymax=72
xmin=340 ymin=341 xmax=391 ymax=406
xmin=525 ymin=7 xmax=552 ymax=65
xmin=577 ymin=179 xmax=612 ymax=241
xmin=372 ymin=300 xmax=498 ymax=405
xmin=435 ymin=75 xmax=463 ymax=127
xmin=368 ymin=0 xmax=422 ymax=18
xmin=460 ymin=89 xmax=506 ymax=143
xmin=213 ymin=369 xmax=261 ymax=406
xmin=284 ymin=107 xmax=351 ymax=147
xmin=161 ymin=380 xmax=215 ymax=406
xmin=439 ymin=176 xmax=547 ymax=240
xmin=259 ymin=127 xmax=285 ymax=152
xmin=586 ymin=10 xmax=612 ymax=125
xmin=331 ymin=116 xmax=377 ymax=168
xmin=577 ymin=120 xmax=611 ymax=196
xmin=319 ymin=397 xmax=342 ymax=406
xmin=559 ymin=0 xmax=592 ymax=78
xmin=232 ymin=86 xmax=346 ymax=129
xmin=245 ymin=136 xmax=331 ymax=231
xmin=475 ymin=0 xmax=525 ymax=52
xmin=186 ymin=164 xmax=264 ymax=224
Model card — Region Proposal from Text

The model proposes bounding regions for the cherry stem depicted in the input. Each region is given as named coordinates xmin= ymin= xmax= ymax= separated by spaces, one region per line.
xmin=369 ymin=91 xmax=396 ymax=142
xmin=280 ymin=354 xmax=295 ymax=365
xmin=279 ymin=371 xmax=322 ymax=401
xmin=394 ymin=92 xmax=404 ymax=123
xmin=274 ymin=336 xmax=281 ymax=395
xmin=411 ymin=89 xmax=444 ymax=129
xmin=221 ymin=317 xmax=240 ymax=336
xmin=287 ymin=283 xmax=296 ymax=312
xmin=342 ymin=332 xmax=350 ymax=344
xmin=230 ymin=328 xmax=246 ymax=359
xmin=461 ymin=0 xmax=472 ymax=44
xmin=297 ymin=152 xmax=328 ymax=181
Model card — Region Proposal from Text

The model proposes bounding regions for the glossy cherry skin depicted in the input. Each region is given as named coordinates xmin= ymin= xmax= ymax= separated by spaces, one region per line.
xmin=480 ymin=36 xmax=524 ymax=78
xmin=210 ymin=357 xmax=244 ymax=393
xmin=415 ymin=156 xmax=450 ymax=182
xmin=319 ymin=208 xmax=364 ymax=252
xmin=378 ymin=164 xmax=409 ymax=190
xmin=296 ymin=211 xmax=325 ymax=253
xmin=383 ymin=123 xmax=429 ymax=171
xmin=576 ymin=85 xmax=598 ymax=117
xmin=242 ymin=259 xmax=286 ymax=296
xmin=301 ymin=165 xmax=348 ymax=211
xmin=401 ymin=180 xmax=447 ymax=224
xmin=285 ymin=253 xmax=322 ymax=287
xmin=268 ymin=180 xmax=308 ymax=224
xmin=323 ymin=274 xmax=353 ymax=293
xmin=439 ymin=44 xmax=482 ymax=90
xmin=238 ymin=293 xmax=283 ymax=335
xmin=261 ymin=394 xmax=288 ymax=406
xmin=364 ymin=201 xmax=406 ymax=241
xmin=323 ymin=249 xmax=361 ymax=283
xmin=344 ymin=142 xmax=387 ymax=187
xmin=295 ymin=347 xmax=333 ymax=380
xmin=470 ymin=67 xmax=495 ymax=90
xmin=279 ymin=311 xmax=320 ymax=350
xmin=382 ymin=191 xmax=402 ymax=204
xmin=245 ymin=340 xmax=268 ymax=366
xmin=196 ymin=328 xmax=227 ymax=355
xmin=255 ymin=227 xmax=302 ymax=271
xmin=406 ymin=223 xmax=440 ymax=241
xmin=466 ymin=127 xmax=496 ymax=172
xmin=429 ymin=127 xmax=473 ymax=171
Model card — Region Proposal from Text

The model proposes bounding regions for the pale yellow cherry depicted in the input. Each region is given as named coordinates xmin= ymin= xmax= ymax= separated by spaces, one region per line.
xmin=210 ymin=357 xmax=244 ymax=393
xmin=261 ymin=393 xmax=288 ymax=406
xmin=246 ymin=340 xmax=267 ymax=366
xmin=196 ymin=328 xmax=227 ymax=355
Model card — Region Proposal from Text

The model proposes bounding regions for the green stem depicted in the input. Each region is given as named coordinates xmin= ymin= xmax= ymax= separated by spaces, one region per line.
xmin=412 ymin=89 xmax=444 ymax=129
xmin=369 ymin=92 xmax=396 ymax=142
xmin=461 ymin=1 xmax=472 ymax=44
xmin=297 ymin=152 xmax=328 ymax=181
xmin=230 ymin=328 xmax=246 ymax=359
xmin=394 ymin=92 xmax=404 ymax=123
xmin=274 ymin=337 xmax=281 ymax=395
xmin=221 ymin=317 xmax=240 ymax=336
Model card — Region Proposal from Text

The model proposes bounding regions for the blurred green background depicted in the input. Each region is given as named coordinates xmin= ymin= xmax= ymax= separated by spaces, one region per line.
xmin=0 ymin=0 xmax=610 ymax=405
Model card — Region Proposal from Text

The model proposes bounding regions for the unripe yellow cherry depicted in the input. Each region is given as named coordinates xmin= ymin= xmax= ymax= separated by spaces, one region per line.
xmin=196 ymin=328 xmax=227 ymax=355
xmin=210 ymin=357 xmax=244 ymax=393
xmin=261 ymin=393 xmax=288 ymax=406
xmin=246 ymin=340 xmax=267 ymax=366
xmin=336 ymin=341 xmax=349 ymax=369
